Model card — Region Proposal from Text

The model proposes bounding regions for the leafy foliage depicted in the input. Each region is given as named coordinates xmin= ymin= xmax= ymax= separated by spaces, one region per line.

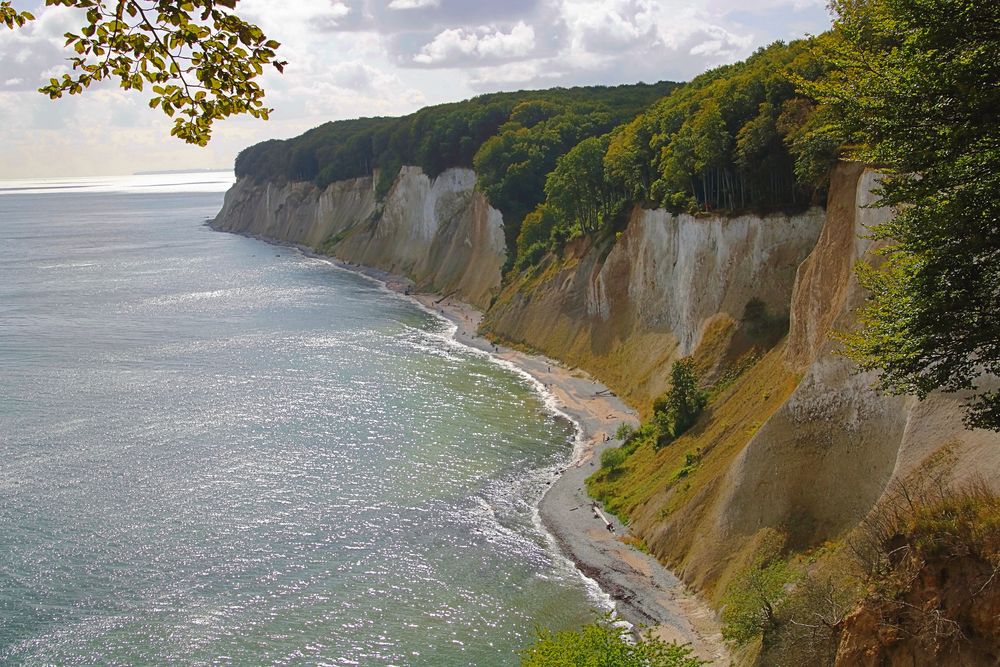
xmin=514 ymin=205 xmax=559 ymax=271
xmin=512 ymin=38 xmax=842 ymax=271
xmin=811 ymin=0 xmax=1000 ymax=430
xmin=234 ymin=82 xmax=673 ymax=193
xmin=0 ymin=1 xmax=33 ymax=28
xmin=600 ymin=446 xmax=628 ymax=472
xmin=615 ymin=422 xmax=636 ymax=441
xmin=472 ymin=93 xmax=661 ymax=257
xmin=520 ymin=618 xmax=705 ymax=667
xmin=652 ymin=359 xmax=707 ymax=448
xmin=721 ymin=539 xmax=795 ymax=647
xmin=543 ymin=134 xmax=627 ymax=237
xmin=8 ymin=0 xmax=284 ymax=145
xmin=603 ymin=39 xmax=839 ymax=215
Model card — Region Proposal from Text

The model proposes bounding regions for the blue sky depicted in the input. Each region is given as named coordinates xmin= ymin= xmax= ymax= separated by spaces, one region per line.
xmin=0 ymin=0 xmax=833 ymax=178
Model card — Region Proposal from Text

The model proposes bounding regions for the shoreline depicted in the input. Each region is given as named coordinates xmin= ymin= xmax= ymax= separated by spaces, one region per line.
xmin=407 ymin=292 xmax=729 ymax=665
xmin=212 ymin=227 xmax=729 ymax=663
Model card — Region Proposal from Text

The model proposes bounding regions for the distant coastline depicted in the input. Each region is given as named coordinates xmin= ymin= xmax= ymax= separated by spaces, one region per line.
xmin=132 ymin=168 xmax=232 ymax=176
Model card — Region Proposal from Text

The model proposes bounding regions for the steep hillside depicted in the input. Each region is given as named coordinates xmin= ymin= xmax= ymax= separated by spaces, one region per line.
xmin=212 ymin=148 xmax=1000 ymax=663
xmin=211 ymin=17 xmax=1000 ymax=658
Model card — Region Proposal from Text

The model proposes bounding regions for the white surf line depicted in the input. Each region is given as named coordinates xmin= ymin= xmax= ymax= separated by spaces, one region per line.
xmin=297 ymin=250 xmax=619 ymax=615
xmin=255 ymin=243 xmax=622 ymax=618
xmin=393 ymin=297 xmax=619 ymax=612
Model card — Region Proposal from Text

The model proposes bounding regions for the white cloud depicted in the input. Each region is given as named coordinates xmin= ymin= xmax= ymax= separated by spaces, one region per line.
xmin=388 ymin=0 xmax=441 ymax=9
xmin=467 ymin=60 xmax=556 ymax=86
xmin=414 ymin=21 xmax=535 ymax=65
xmin=633 ymin=2 xmax=754 ymax=55
xmin=329 ymin=1 xmax=352 ymax=21
xmin=560 ymin=0 xmax=647 ymax=52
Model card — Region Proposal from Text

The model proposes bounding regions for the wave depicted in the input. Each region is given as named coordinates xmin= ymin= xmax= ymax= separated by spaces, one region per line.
xmin=301 ymin=250 xmax=617 ymax=614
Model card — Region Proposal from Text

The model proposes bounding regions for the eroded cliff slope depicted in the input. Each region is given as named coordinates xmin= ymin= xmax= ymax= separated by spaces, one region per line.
xmin=581 ymin=164 xmax=1000 ymax=606
xmin=213 ymin=166 xmax=505 ymax=310
xmin=482 ymin=206 xmax=825 ymax=415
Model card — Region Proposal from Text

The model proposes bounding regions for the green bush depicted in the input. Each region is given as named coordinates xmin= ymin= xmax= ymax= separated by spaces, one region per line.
xmin=521 ymin=617 xmax=705 ymax=667
xmin=614 ymin=422 xmax=635 ymax=441
xmin=721 ymin=533 xmax=796 ymax=648
xmin=652 ymin=358 xmax=707 ymax=449
xmin=600 ymin=447 xmax=628 ymax=472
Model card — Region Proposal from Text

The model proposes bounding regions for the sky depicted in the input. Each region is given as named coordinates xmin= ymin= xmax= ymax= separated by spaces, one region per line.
xmin=0 ymin=0 xmax=833 ymax=179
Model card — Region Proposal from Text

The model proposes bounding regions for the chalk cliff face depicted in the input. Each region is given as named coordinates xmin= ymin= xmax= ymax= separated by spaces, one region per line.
xmin=705 ymin=165 xmax=1000 ymax=541
xmin=212 ymin=167 xmax=506 ymax=310
xmin=620 ymin=163 xmax=1000 ymax=597
xmin=482 ymin=206 xmax=825 ymax=414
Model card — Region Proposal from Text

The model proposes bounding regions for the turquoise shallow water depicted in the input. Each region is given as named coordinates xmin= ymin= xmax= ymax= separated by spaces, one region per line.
xmin=0 ymin=173 xmax=600 ymax=665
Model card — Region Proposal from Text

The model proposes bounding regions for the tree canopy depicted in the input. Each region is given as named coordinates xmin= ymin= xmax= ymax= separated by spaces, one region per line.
xmin=511 ymin=37 xmax=841 ymax=270
xmin=652 ymin=359 xmax=708 ymax=448
xmin=814 ymin=0 xmax=1000 ymax=430
xmin=520 ymin=618 xmax=705 ymax=667
xmin=2 ymin=0 xmax=284 ymax=145
xmin=608 ymin=38 xmax=839 ymax=214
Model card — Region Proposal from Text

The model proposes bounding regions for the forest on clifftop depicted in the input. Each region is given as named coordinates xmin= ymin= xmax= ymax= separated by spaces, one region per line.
xmin=232 ymin=36 xmax=839 ymax=270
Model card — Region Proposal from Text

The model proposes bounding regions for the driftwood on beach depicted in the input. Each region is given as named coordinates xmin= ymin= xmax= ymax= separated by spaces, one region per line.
xmin=434 ymin=290 xmax=459 ymax=305
xmin=592 ymin=504 xmax=614 ymax=532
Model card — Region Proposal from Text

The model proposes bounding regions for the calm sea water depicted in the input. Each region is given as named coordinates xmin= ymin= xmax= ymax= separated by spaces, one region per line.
xmin=0 ymin=172 xmax=601 ymax=665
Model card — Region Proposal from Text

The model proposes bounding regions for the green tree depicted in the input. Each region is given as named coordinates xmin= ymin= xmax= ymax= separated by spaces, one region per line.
xmin=812 ymin=0 xmax=1000 ymax=429
xmin=509 ymin=100 xmax=563 ymax=129
xmin=691 ymin=101 xmax=733 ymax=209
xmin=656 ymin=120 xmax=698 ymax=205
xmin=514 ymin=204 xmax=558 ymax=269
xmin=721 ymin=557 xmax=794 ymax=647
xmin=652 ymin=358 xmax=707 ymax=447
xmin=521 ymin=618 xmax=705 ymax=667
xmin=635 ymin=39 xmax=832 ymax=212
xmin=605 ymin=118 xmax=653 ymax=201
xmin=614 ymin=422 xmax=635 ymax=441
xmin=3 ymin=0 xmax=284 ymax=145
xmin=544 ymin=134 xmax=625 ymax=236
xmin=600 ymin=446 xmax=627 ymax=472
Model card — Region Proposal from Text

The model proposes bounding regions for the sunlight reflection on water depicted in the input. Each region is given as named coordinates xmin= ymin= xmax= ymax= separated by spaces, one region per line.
xmin=0 ymin=179 xmax=601 ymax=665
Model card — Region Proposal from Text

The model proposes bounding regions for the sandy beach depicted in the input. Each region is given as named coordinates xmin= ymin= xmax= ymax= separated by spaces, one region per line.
xmin=416 ymin=293 xmax=729 ymax=664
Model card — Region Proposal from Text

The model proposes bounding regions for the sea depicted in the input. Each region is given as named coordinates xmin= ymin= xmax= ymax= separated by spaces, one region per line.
xmin=0 ymin=172 xmax=603 ymax=665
